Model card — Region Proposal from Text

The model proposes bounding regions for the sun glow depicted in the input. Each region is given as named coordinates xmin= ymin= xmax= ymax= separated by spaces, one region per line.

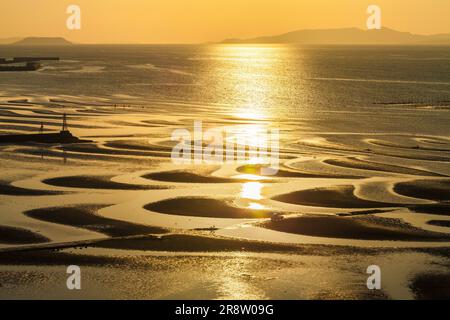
xmin=234 ymin=174 xmax=266 ymax=181
xmin=247 ymin=202 xmax=265 ymax=210
xmin=241 ymin=182 xmax=263 ymax=200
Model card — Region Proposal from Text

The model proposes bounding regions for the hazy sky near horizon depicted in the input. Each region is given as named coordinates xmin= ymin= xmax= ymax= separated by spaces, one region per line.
xmin=1 ymin=0 xmax=450 ymax=43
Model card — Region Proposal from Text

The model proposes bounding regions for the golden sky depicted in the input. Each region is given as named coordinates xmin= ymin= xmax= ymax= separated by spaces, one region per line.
xmin=1 ymin=0 xmax=449 ymax=43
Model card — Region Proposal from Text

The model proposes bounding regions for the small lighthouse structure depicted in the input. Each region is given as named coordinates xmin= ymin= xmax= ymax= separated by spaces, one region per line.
xmin=59 ymin=113 xmax=73 ymax=140
xmin=61 ymin=113 xmax=69 ymax=133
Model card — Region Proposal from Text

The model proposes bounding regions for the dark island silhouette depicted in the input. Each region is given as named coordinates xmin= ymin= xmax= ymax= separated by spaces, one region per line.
xmin=12 ymin=37 xmax=73 ymax=46
xmin=0 ymin=37 xmax=21 ymax=44
xmin=222 ymin=27 xmax=450 ymax=44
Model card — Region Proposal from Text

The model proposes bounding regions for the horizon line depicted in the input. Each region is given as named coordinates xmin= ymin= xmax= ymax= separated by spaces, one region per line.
xmin=4 ymin=26 xmax=450 ymax=46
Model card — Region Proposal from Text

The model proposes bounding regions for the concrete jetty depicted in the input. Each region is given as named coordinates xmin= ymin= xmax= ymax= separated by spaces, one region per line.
xmin=0 ymin=114 xmax=92 ymax=144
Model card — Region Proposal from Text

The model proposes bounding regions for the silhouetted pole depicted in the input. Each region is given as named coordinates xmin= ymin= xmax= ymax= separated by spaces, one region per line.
xmin=39 ymin=122 xmax=44 ymax=134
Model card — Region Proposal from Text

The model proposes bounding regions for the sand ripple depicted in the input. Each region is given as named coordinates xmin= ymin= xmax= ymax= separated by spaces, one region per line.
xmin=273 ymin=185 xmax=396 ymax=209
xmin=24 ymin=205 xmax=167 ymax=237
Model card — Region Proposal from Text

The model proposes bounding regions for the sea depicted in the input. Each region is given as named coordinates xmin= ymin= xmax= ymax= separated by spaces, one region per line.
xmin=1 ymin=44 xmax=450 ymax=121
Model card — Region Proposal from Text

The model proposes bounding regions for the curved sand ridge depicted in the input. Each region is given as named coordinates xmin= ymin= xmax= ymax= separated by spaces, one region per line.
xmin=261 ymin=215 xmax=450 ymax=241
xmin=272 ymin=180 xmax=450 ymax=217
xmin=0 ymin=181 xmax=63 ymax=196
xmin=24 ymin=205 xmax=167 ymax=237
xmin=42 ymin=175 xmax=167 ymax=190
xmin=272 ymin=185 xmax=396 ymax=209
xmin=143 ymin=170 xmax=241 ymax=184
xmin=0 ymin=226 xmax=50 ymax=245
xmin=145 ymin=198 xmax=273 ymax=219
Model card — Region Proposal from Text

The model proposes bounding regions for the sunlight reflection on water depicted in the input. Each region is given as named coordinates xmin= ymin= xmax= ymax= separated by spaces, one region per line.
xmin=241 ymin=182 xmax=263 ymax=200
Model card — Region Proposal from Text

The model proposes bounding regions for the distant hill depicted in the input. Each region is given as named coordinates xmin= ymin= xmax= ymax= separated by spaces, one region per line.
xmin=13 ymin=37 xmax=73 ymax=46
xmin=222 ymin=27 xmax=450 ymax=45
xmin=0 ymin=37 xmax=22 ymax=45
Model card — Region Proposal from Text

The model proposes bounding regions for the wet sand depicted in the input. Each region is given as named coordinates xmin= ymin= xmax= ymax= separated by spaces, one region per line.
xmin=394 ymin=179 xmax=450 ymax=201
xmin=0 ymin=97 xmax=449 ymax=299
xmin=0 ymin=242 xmax=448 ymax=299
xmin=0 ymin=250 xmax=125 ymax=266
xmin=409 ymin=273 xmax=450 ymax=300
xmin=408 ymin=203 xmax=450 ymax=216
xmin=427 ymin=220 xmax=450 ymax=228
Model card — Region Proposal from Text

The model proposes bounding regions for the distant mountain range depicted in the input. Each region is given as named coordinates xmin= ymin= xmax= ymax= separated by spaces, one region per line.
xmin=2 ymin=29 xmax=450 ymax=45
xmin=0 ymin=37 xmax=73 ymax=45
xmin=222 ymin=27 xmax=450 ymax=44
